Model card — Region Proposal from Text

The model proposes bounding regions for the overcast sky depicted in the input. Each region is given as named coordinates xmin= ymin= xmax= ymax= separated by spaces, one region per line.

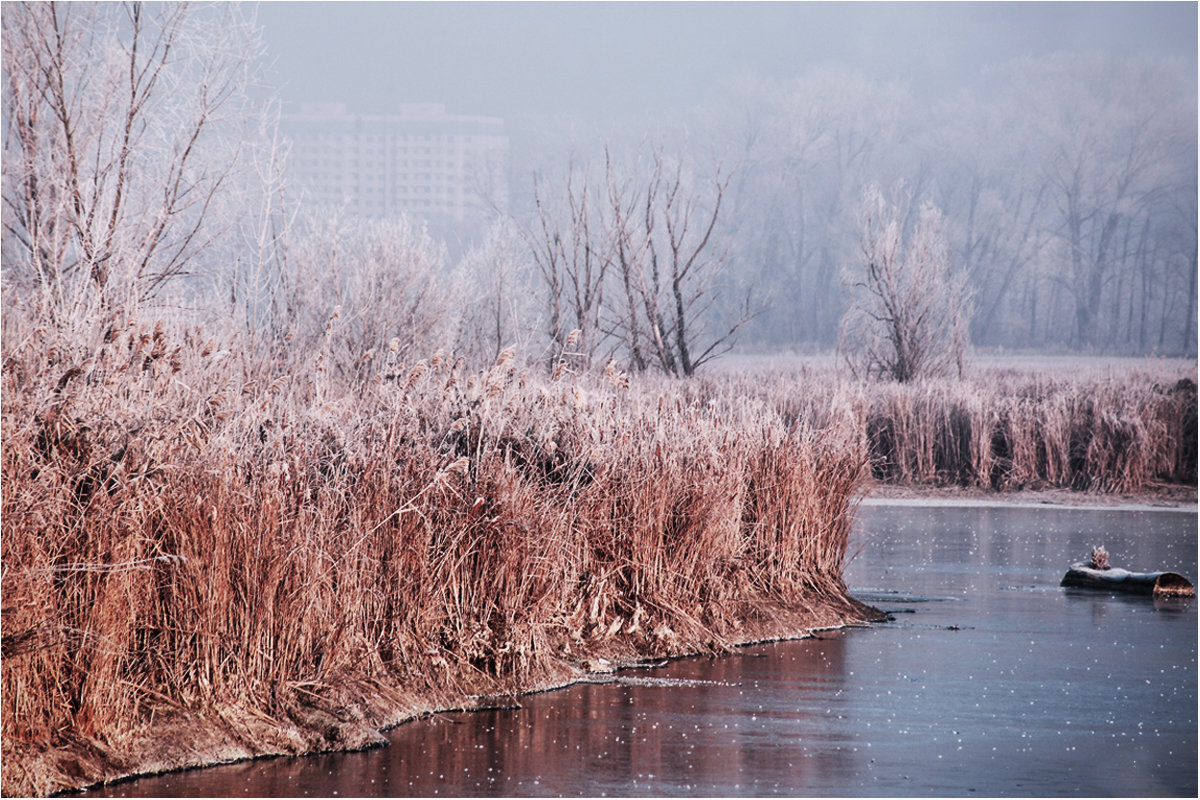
xmin=255 ymin=1 xmax=1197 ymax=119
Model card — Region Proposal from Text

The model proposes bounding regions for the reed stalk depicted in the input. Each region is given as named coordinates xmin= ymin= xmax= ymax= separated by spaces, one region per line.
xmin=3 ymin=313 xmax=1192 ymax=795
xmin=2 ymin=321 xmax=874 ymax=796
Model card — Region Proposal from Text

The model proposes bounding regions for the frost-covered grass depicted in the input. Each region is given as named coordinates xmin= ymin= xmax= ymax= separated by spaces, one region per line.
xmin=709 ymin=355 xmax=1196 ymax=493
xmin=0 ymin=316 xmax=868 ymax=796
xmin=2 ymin=304 xmax=1193 ymax=794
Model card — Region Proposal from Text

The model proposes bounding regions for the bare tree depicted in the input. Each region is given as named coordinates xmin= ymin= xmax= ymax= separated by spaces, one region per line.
xmin=923 ymin=95 xmax=1051 ymax=350
xmin=1034 ymin=58 xmax=1188 ymax=350
xmin=2 ymin=1 xmax=261 ymax=328
xmin=712 ymin=70 xmax=908 ymax=348
xmin=519 ymin=145 xmax=754 ymax=377
xmin=971 ymin=54 xmax=1197 ymax=352
xmin=603 ymin=147 xmax=753 ymax=377
xmin=521 ymin=162 xmax=612 ymax=371
xmin=691 ymin=54 xmax=1195 ymax=356
xmin=840 ymin=182 xmax=971 ymax=383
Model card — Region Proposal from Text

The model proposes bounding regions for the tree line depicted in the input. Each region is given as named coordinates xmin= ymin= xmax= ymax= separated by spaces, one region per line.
xmin=698 ymin=59 xmax=1197 ymax=356
xmin=5 ymin=3 xmax=1195 ymax=388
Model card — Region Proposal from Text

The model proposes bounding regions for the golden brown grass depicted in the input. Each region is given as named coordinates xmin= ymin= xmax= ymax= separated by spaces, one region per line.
xmin=853 ymin=371 xmax=1196 ymax=493
xmin=3 ymin=311 xmax=1192 ymax=795
xmin=1 ymin=320 xmax=871 ymax=796
xmin=673 ymin=359 xmax=1194 ymax=494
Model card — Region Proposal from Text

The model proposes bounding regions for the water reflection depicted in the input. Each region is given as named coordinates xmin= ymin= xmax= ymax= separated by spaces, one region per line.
xmin=1063 ymin=586 xmax=1195 ymax=617
xmin=365 ymin=634 xmax=859 ymax=796
xmin=82 ymin=504 xmax=1197 ymax=798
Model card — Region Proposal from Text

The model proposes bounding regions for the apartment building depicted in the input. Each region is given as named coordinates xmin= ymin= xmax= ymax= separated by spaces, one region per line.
xmin=280 ymin=102 xmax=508 ymax=226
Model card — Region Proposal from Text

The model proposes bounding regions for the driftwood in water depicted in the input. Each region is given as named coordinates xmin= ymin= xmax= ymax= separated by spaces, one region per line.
xmin=1061 ymin=563 xmax=1194 ymax=597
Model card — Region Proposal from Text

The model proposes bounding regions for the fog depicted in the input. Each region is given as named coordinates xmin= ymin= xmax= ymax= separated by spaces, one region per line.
xmin=248 ymin=1 xmax=1196 ymax=358
xmin=7 ymin=2 xmax=1192 ymax=364
xmin=256 ymin=2 xmax=1195 ymax=119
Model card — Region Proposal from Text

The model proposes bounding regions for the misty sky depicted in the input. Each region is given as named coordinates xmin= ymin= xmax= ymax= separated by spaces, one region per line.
xmin=255 ymin=1 xmax=1197 ymax=120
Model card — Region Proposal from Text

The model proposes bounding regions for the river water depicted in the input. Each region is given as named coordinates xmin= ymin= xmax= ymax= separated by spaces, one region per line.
xmin=81 ymin=502 xmax=1197 ymax=797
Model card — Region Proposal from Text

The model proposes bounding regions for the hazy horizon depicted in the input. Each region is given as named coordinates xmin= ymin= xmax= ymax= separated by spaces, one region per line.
xmin=248 ymin=1 xmax=1199 ymax=356
xmin=255 ymin=1 xmax=1197 ymax=120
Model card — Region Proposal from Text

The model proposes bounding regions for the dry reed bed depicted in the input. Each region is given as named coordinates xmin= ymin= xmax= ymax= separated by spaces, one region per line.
xmin=692 ymin=366 xmax=1196 ymax=494
xmin=3 ymin=325 xmax=1192 ymax=796
xmin=1 ymin=325 xmax=872 ymax=797
xmin=853 ymin=373 xmax=1197 ymax=492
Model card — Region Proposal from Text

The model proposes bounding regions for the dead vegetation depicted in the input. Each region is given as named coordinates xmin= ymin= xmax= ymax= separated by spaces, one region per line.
xmin=693 ymin=360 xmax=1195 ymax=495
xmin=2 ymin=5 xmax=1192 ymax=792
xmin=851 ymin=371 xmax=1197 ymax=493
xmin=2 ymin=308 xmax=1193 ymax=796
xmin=1 ymin=319 xmax=874 ymax=797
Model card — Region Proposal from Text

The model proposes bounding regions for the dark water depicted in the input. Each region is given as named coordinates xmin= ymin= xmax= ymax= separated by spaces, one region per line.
xmin=81 ymin=502 xmax=1197 ymax=797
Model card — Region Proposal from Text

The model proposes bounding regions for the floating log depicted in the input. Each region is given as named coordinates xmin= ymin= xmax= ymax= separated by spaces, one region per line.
xmin=1061 ymin=563 xmax=1194 ymax=597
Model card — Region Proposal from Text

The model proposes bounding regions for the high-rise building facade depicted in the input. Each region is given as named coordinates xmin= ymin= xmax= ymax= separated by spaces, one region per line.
xmin=280 ymin=102 xmax=508 ymax=226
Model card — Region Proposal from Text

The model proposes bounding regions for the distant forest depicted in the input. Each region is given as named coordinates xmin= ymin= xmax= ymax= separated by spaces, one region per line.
xmin=507 ymin=54 xmax=1197 ymax=358
xmin=4 ymin=1 xmax=1193 ymax=366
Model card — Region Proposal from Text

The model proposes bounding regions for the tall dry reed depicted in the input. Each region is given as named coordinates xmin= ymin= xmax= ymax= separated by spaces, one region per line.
xmin=703 ymin=361 xmax=1195 ymax=494
xmin=5 ymin=311 xmax=1191 ymax=795
xmin=853 ymin=372 xmax=1196 ymax=492
xmin=1 ymin=320 xmax=870 ymax=795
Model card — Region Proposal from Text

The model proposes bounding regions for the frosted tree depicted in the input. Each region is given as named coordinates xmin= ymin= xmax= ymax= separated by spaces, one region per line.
xmin=2 ymin=2 xmax=263 ymax=329
xmin=454 ymin=218 xmax=537 ymax=367
xmin=839 ymin=183 xmax=971 ymax=382
xmin=284 ymin=214 xmax=459 ymax=386
xmin=522 ymin=161 xmax=613 ymax=370
xmin=970 ymin=54 xmax=1196 ymax=351
xmin=921 ymin=94 xmax=1050 ymax=349
xmin=712 ymin=70 xmax=909 ymax=347
xmin=1025 ymin=56 xmax=1193 ymax=349
xmin=522 ymin=145 xmax=753 ymax=376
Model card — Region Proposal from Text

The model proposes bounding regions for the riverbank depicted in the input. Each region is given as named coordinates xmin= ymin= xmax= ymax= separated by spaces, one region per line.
xmin=9 ymin=595 xmax=882 ymax=798
xmin=865 ymin=481 xmax=1198 ymax=511
xmin=4 ymin=322 xmax=1195 ymax=796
